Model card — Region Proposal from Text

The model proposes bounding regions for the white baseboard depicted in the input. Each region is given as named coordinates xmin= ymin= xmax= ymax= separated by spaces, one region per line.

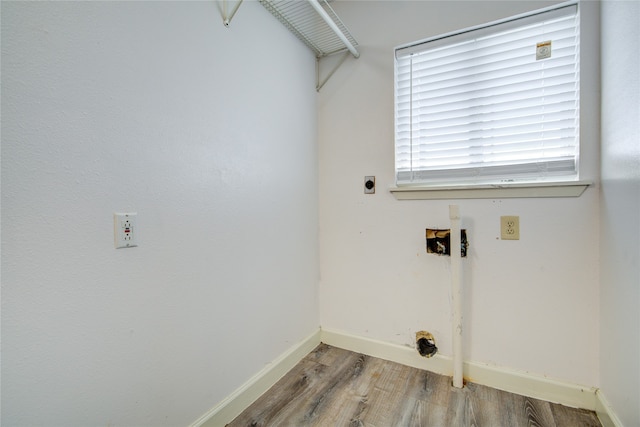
xmin=320 ymin=328 xmax=453 ymax=376
xmin=190 ymin=328 xmax=322 ymax=427
xmin=192 ymin=328 xmax=619 ymax=427
xmin=320 ymin=328 xmax=598 ymax=411
xmin=595 ymin=389 xmax=624 ymax=427
xmin=464 ymin=358 xmax=597 ymax=411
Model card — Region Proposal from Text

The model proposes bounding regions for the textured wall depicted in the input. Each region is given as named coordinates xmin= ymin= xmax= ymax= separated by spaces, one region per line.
xmin=1 ymin=2 xmax=319 ymax=426
xmin=600 ymin=1 xmax=640 ymax=425
xmin=318 ymin=0 xmax=600 ymax=387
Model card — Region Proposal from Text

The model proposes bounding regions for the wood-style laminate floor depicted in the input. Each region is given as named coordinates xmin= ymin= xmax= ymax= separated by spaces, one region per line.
xmin=228 ymin=344 xmax=601 ymax=427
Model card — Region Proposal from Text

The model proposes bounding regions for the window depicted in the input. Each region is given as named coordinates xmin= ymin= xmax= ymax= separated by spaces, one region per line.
xmin=394 ymin=3 xmax=580 ymax=187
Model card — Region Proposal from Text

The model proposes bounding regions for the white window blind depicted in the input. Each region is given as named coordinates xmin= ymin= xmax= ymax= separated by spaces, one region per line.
xmin=394 ymin=3 xmax=580 ymax=186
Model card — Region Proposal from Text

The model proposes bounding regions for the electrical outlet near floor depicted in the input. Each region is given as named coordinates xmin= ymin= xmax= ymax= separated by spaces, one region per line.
xmin=501 ymin=216 xmax=520 ymax=240
xmin=114 ymin=212 xmax=137 ymax=248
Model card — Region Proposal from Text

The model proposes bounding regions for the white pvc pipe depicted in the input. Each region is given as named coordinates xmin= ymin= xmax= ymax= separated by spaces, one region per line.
xmin=449 ymin=205 xmax=463 ymax=388
xmin=307 ymin=0 xmax=360 ymax=58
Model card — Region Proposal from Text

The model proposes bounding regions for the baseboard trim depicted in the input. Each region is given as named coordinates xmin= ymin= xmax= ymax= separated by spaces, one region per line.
xmin=464 ymin=358 xmax=597 ymax=411
xmin=320 ymin=328 xmax=598 ymax=411
xmin=192 ymin=328 xmax=613 ymax=426
xmin=190 ymin=328 xmax=322 ymax=427
xmin=320 ymin=328 xmax=453 ymax=376
xmin=595 ymin=389 xmax=624 ymax=427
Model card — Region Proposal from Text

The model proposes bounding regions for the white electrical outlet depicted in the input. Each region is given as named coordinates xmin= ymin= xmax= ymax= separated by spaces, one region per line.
xmin=114 ymin=212 xmax=137 ymax=248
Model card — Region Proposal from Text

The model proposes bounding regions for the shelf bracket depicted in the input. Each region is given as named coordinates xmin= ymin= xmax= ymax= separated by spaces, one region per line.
xmin=222 ymin=0 xmax=244 ymax=27
xmin=316 ymin=50 xmax=351 ymax=92
xmin=259 ymin=0 xmax=359 ymax=91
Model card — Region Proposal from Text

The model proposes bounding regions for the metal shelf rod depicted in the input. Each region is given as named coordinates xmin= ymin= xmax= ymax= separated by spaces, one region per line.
xmin=306 ymin=0 xmax=359 ymax=58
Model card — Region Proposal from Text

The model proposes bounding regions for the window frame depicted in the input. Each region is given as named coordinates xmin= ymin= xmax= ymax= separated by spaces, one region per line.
xmin=391 ymin=1 xmax=591 ymax=199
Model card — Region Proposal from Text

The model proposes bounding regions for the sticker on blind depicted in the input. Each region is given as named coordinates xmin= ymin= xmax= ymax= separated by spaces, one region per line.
xmin=536 ymin=40 xmax=552 ymax=60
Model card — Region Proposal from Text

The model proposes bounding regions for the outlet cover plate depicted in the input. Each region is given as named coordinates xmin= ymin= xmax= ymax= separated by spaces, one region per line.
xmin=501 ymin=215 xmax=520 ymax=240
xmin=114 ymin=212 xmax=137 ymax=248
xmin=364 ymin=176 xmax=375 ymax=194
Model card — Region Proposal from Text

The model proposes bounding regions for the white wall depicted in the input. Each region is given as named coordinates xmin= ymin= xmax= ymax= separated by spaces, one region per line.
xmin=319 ymin=0 xmax=601 ymax=387
xmin=600 ymin=1 xmax=640 ymax=425
xmin=1 ymin=2 xmax=319 ymax=426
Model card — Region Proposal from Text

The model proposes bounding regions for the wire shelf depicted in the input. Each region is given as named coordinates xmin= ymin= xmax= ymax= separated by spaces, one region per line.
xmin=259 ymin=0 xmax=358 ymax=58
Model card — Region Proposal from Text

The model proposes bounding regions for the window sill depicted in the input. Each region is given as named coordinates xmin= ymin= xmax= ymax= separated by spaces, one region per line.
xmin=390 ymin=181 xmax=591 ymax=200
